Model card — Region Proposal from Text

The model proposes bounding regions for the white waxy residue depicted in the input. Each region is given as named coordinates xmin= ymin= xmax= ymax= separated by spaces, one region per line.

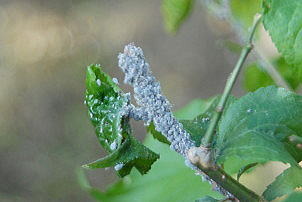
xmin=114 ymin=163 xmax=124 ymax=171
xmin=96 ymin=79 xmax=102 ymax=86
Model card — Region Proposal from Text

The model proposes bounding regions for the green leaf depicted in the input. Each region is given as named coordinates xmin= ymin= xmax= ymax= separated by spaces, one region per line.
xmin=243 ymin=58 xmax=302 ymax=92
xmin=79 ymin=97 xmax=224 ymax=201
xmin=236 ymin=163 xmax=258 ymax=181
xmin=79 ymin=135 xmax=223 ymax=202
xmin=174 ymin=97 xmax=218 ymax=120
xmin=283 ymin=191 xmax=302 ymax=202
xmin=84 ymin=64 xmax=159 ymax=177
xmin=230 ymin=0 xmax=262 ymax=29
xmin=216 ymin=86 xmax=302 ymax=173
xmin=83 ymin=134 xmax=160 ymax=177
xmin=243 ymin=63 xmax=274 ymax=92
xmin=147 ymin=123 xmax=170 ymax=145
xmin=263 ymin=166 xmax=302 ymax=201
xmin=162 ymin=0 xmax=194 ymax=33
xmin=85 ymin=64 xmax=126 ymax=152
xmin=263 ymin=0 xmax=302 ymax=70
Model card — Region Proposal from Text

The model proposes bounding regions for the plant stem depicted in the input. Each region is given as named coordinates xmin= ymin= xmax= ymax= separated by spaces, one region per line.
xmin=188 ymin=14 xmax=266 ymax=201
xmin=195 ymin=163 xmax=265 ymax=202
xmin=201 ymin=0 xmax=291 ymax=90
xmin=201 ymin=14 xmax=262 ymax=147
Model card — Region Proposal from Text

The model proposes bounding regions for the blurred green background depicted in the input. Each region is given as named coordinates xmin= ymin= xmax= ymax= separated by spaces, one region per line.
xmin=0 ymin=0 xmax=281 ymax=201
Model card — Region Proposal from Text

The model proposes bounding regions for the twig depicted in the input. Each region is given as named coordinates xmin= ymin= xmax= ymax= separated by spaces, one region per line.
xmin=187 ymin=14 xmax=266 ymax=201
xmin=201 ymin=14 xmax=262 ymax=147
xmin=201 ymin=0 xmax=291 ymax=90
xmin=188 ymin=149 xmax=264 ymax=202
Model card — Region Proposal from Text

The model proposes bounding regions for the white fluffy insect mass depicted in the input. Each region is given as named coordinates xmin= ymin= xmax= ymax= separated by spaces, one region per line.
xmin=118 ymin=43 xmax=195 ymax=156
xmin=115 ymin=43 xmax=232 ymax=198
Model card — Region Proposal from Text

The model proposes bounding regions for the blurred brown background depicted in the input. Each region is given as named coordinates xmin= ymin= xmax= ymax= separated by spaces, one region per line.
xmin=0 ymin=0 xmax=246 ymax=201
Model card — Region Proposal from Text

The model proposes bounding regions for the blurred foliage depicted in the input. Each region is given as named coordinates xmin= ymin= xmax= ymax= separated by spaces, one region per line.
xmin=230 ymin=0 xmax=262 ymax=29
xmin=162 ymin=0 xmax=194 ymax=33
xmin=283 ymin=192 xmax=302 ymax=202
xmin=243 ymin=57 xmax=302 ymax=92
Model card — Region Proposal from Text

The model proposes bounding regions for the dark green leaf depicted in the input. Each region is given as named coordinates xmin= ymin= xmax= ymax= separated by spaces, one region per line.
xmin=162 ymin=0 xmax=193 ymax=33
xmin=80 ymin=135 xmax=223 ymax=202
xmin=147 ymin=123 xmax=170 ymax=145
xmin=243 ymin=58 xmax=302 ymax=92
xmin=263 ymin=0 xmax=302 ymax=71
xmin=263 ymin=166 xmax=302 ymax=201
xmin=83 ymin=134 xmax=159 ymax=177
xmin=216 ymin=86 xmax=302 ymax=173
xmin=84 ymin=64 xmax=159 ymax=177
xmin=85 ymin=64 xmax=126 ymax=152
xmin=283 ymin=191 xmax=302 ymax=202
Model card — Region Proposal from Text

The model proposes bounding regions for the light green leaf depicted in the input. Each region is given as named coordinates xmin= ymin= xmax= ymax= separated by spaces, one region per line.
xmin=162 ymin=0 xmax=194 ymax=33
xmin=84 ymin=64 xmax=159 ymax=177
xmin=243 ymin=63 xmax=274 ymax=92
xmin=79 ymin=135 xmax=223 ymax=202
xmin=216 ymin=86 xmax=302 ymax=173
xmin=263 ymin=0 xmax=302 ymax=70
xmin=262 ymin=166 xmax=302 ymax=201
xmin=230 ymin=0 xmax=262 ymax=29
xmin=174 ymin=97 xmax=218 ymax=120
xmin=243 ymin=58 xmax=302 ymax=92
xmin=283 ymin=191 xmax=302 ymax=202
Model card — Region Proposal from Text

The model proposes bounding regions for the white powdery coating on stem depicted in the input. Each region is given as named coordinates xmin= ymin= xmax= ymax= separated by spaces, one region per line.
xmin=118 ymin=43 xmax=194 ymax=156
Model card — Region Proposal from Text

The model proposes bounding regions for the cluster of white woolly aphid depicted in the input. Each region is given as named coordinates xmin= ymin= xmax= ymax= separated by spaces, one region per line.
xmin=117 ymin=43 xmax=233 ymax=198
xmin=118 ymin=43 xmax=195 ymax=156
